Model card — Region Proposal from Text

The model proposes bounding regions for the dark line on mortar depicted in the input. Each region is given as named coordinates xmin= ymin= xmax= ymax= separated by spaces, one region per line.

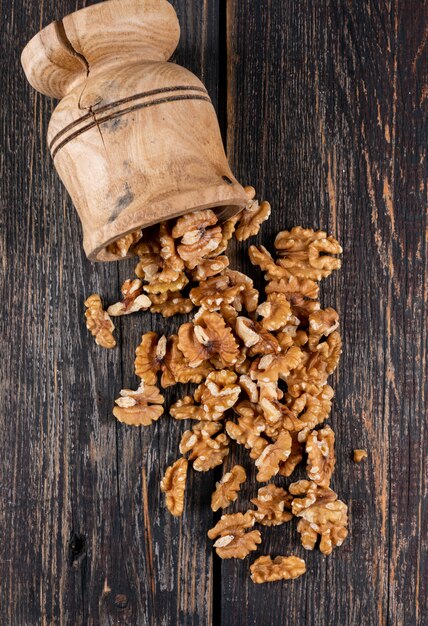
xmin=49 ymin=86 xmax=208 ymax=150
xmin=51 ymin=95 xmax=212 ymax=158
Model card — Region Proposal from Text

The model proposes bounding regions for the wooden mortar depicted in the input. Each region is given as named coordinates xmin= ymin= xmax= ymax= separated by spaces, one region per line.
xmin=21 ymin=0 xmax=248 ymax=261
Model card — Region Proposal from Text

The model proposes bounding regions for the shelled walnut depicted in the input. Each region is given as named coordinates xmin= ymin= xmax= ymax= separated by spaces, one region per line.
xmin=113 ymin=383 xmax=164 ymax=426
xmin=250 ymin=484 xmax=293 ymax=526
xmin=194 ymin=369 xmax=241 ymax=420
xmin=255 ymin=430 xmax=292 ymax=482
xmin=274 ymin=227 xmax=342 ymax=281
xmin=290 ymin=480 xmax=348 ymax=555
xmin=211 ymin=465 xmax=247 ymax=511
xmin=134 ymin=332 xmax=167 ymax=385
xmin=178 ymin=311 xmax=239 ymax=368
xmin=180 ymin=421 xmax=229 ymax=471
xmin=149 ymin=292 xmax=193 ymax=317
xmin=250 ymin=555 xmax=306 ymax=583
xmin=107 ymin=279 xmax=151 ymax=316
xmin=235 ymin=186 xmax=271 ymax=241
xmin=172 ymin=209 xmax=223 ymax=269
xmin=207 ymin=512 xmax=262 ymax=559
xmin=353 ymin=449 xmax=368 ymax=463
xmin=84 ymin=294 xmax=116 ymax=348
xmin=160 ymin=457 xmax=188 ymax=517
xmin=107 ymin=229 xmax=142 ymax=258
xmin=84 ymin=192 xmax=348 ymax=583
xmin=306 ymin=426 xmax=336 ymax=487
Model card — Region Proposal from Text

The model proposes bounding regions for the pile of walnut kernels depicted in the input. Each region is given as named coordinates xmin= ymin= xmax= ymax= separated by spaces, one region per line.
xmin=84 ymin=187 xmax=348 ymax=583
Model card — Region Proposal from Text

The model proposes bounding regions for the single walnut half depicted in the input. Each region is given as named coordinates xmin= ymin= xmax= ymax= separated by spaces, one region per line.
xmin=84 ymin=294 xmax=116 ymax=349
xmin=190 ymin=274 xmax=244 ymax=311
xmin=179 ymin=421 xmax=229 ymax=471
xmin=192 ymin=256 xmax=230 ymax=281
xmin=113 ymin=382 xmax=164 ymax=426
xmin=235 ymin=187 xmax=271 ymax=241
xmin=250 ymin=484 xmax=293 ymax=526
xmin=107 ymin=279 xmax=151 ymax=316
xmin=353 ymin=449 xmax=368 ymax=463
xmin=306 ymin=426 xmax=336 ymax=487
xmin=308 ymin=308 xmax=339 ymax=351
xmin=178 ymin=311 xmax=240 ymax=368
xmin=160 ymin=457 xmax=188 ymax=517
xmin=274 ymin=227 xmax=342 ymax=281
xmin=211 ymin=465 xmax=247 ymax=511
xmin=250 ymin=555 xmax=306 ymax=583
xmin=135 ymin=332 xmax=167 ymax=385
xmin=194 ymin=369 xmax=241 ymax=420
xmin=207 ymin=512 xmax=262 ymax=559
xmin=173 ymin=210 xmax=223 ymax=269
xmin=107 ymin=229 xmax=142 ymax=257
xmin=290 ymin=480 xmax=348 ymax=555
xmin=172 ymin=209 xmax=218 ymax=238
xmin=255 ymin=430 xmax=292 ymax=482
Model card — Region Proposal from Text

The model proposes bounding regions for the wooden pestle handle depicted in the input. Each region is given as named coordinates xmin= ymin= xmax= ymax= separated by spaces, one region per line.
xmin=21 ymin=0 xmax=180 ymax=99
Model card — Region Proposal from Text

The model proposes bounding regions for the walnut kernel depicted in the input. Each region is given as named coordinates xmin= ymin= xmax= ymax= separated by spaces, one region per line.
xmin=250 ymin=555 xmax=306 ymax=583
xmin=107 ymin=279 xmax=151 ymax=316
xmin=84 ymin=294 xmax=116 ymax=349
xmin=207 ymin=512 xmax=262 ymax=559
xmin=353 ymin=449 xmax=368 ymax=463
xmin=160 ymin=457 xmax=188 ymax=517
xmin=211 ymin=465 xmax=247 ymax=511
xmin=113 ymin=382 xmax=164 ymax=426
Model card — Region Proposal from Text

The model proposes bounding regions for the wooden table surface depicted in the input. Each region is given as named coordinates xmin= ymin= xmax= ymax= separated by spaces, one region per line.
xmin=1 ymin=1 xmax=427 ymax=624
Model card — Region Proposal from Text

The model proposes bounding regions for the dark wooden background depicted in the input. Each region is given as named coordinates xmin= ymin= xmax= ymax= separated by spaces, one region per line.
xmin=1 ymin=1 xmax=427 ymax=624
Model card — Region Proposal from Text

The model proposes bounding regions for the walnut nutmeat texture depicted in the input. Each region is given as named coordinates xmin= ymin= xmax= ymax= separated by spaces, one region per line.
xmin=83 ymin=192 xmax=347 ymax=582
xmin=84 ymin=294 xmax=116 ymax=349
xmin=160 ymin=457 xmax=188 ymax=517
xmin=250 ymin=555 xmax=306 ymax=583
xmin=211 ymin=465 xmax=247 ymax=511
xmin=207 ymin=512 xmax=262 ymax=559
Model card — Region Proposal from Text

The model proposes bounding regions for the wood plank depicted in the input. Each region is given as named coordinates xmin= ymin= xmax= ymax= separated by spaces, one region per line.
xmin=0 ymin=0 xmax=221 ymax=623
xmin=2 ymin=0 xmax=427 ymax=623
xmin=223 ymin=1 xmax=427 ymax=625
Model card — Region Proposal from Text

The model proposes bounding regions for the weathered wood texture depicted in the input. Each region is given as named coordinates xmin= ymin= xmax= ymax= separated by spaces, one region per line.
xmin=224 ymin=1 xmax=428 ymax=625
xmin=1 ymin=0 xmax=426 ymax=625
